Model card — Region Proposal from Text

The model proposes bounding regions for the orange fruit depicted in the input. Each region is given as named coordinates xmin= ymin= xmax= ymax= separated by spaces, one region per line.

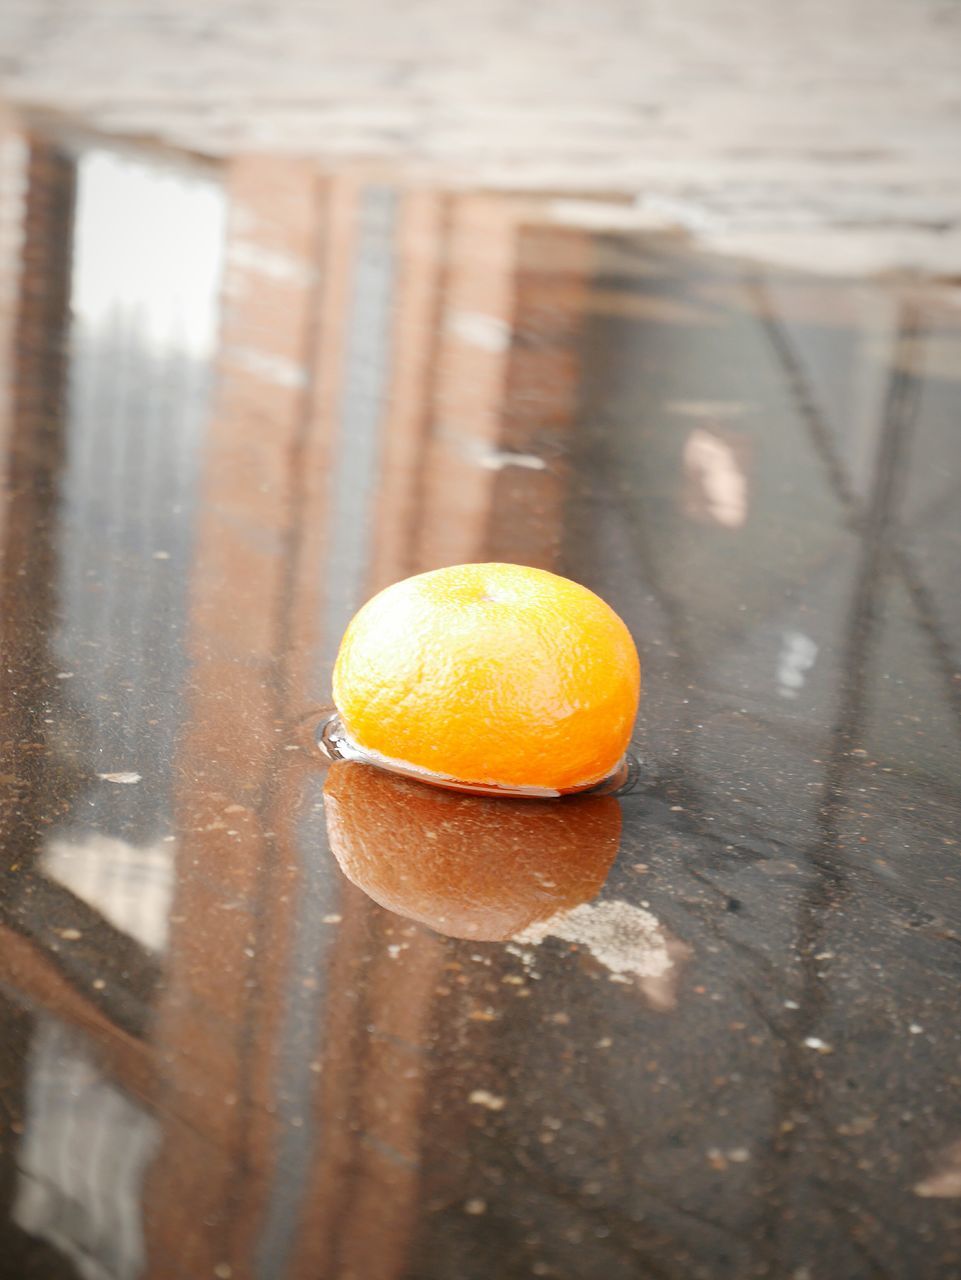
xmin=332 ymin=563 xmax=640 ymax=794
xmin=324 ymin=761 xmax=621 ymax=940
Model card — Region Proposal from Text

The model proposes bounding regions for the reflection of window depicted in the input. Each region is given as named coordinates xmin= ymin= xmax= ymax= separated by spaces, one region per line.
xmin=41 ymin=833 xmax=175 ymax=954
xmin=71 ymin=148 xmax=224 ymax=358
xmin=681 ymin=427 xmax=749 ymax=529
xmin=56 ymin=145 xmax=227 ymax=849
xmin=13 ymin=1019 xmax=159 ymax=1280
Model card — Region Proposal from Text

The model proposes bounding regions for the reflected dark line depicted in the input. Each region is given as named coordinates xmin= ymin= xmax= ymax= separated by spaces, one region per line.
xmin=746 ymin=273 xmax=859 ymax=512
xmin=637 ymin=769 xmax=789 ymax=864
xmin=0 ymin=138 xmax=76 ymax=881
xmin=821 ymin=303 xmax=921 ymax=788
xmin=757 ymin=301 xmax=922 ymax=1267
xmin=566 ymin=259 xmax=777 ymax=948
xmin=742 ymin=287 xmax=951 ymax=1271
xmin=894 ymin=547 xmax=961 ymax=727
xmin=574 ymin=420 xmax=703 ymax=695
xmin=565 ymin=258 xmax=947 ymax=1273
xmin=565 ymin=448 xmax=728 ymax=884
xmin=0 ymin=877 xmax=160 ymax=1038
xmin=747 ymin=273 xmax=961 ymax=735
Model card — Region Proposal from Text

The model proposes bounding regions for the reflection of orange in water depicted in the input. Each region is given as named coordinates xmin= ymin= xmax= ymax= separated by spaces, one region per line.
xmin=332 ymin=563 xmax=640 ymax=793
xmin=324 ymin=761 xmax=621 ymax=941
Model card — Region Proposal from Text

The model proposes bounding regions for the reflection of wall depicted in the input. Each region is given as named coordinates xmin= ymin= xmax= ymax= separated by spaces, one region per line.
xmin=142 ymin=155 xmax=325 ymax=1280
xmin=548 ymin=245 xmax=961 ymax=1280
xmin=301 ymin=190 xmax=591 ymax=1280
xmin=0 ymin=124 xmax=593 ymax=1279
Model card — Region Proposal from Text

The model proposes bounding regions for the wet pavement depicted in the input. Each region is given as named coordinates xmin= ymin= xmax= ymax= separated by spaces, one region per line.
xmin=1 ymin=116 xmax=960 ymax=1280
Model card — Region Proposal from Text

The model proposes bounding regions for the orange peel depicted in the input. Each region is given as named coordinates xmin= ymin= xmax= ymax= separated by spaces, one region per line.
xmin=332 ymin=563 xmax=640 ymax=794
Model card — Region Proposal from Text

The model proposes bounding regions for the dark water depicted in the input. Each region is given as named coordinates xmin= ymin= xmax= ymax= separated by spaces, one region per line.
xmin=1 ymin=117 xmax=960 ymax=1280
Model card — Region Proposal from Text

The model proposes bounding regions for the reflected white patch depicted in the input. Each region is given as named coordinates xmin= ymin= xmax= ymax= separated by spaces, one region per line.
xmin=479 ymin=451 xmax=547 ymax=472
xmin=777 ymin=630 xmax=819 ymax=700
xmin=223 ymin=344 xmax=308 ymax=389
xmin=915 ymin=1139 xmax=961 ymax=1198
xmin=227 ymin=237 xmax=314 ymax=285
xmin=682 ymin=428 xmax=748 ymax=528
xmin=666 ymin=400 xmax=753 ymax=419
xmin=517 ymin=899 xmax=690 ymax=1010
xmin=72 ymin=148 xmax=225 ymax=359
xmin=468 ymin=1090 xmax=506 ymax=1111
xmin=448 ymin=310 xmax=511 ymax=352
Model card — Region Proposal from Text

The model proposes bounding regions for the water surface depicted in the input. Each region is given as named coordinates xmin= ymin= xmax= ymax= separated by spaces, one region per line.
xmin=1 ymin=118 xmax=960 ymax=1280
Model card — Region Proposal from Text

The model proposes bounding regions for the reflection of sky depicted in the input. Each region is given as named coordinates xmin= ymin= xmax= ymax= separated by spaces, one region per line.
xmin=53 ymin=146 xmax=226 ymax=843
xmin=71 ymin=148 xmax=224 ymax=358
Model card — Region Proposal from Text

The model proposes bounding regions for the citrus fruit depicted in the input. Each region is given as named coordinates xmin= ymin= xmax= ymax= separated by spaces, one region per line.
xmin=324 ymin=761 xmax=621 ymax=939
xmin=332 ymin=563 xmax=640 ymax=794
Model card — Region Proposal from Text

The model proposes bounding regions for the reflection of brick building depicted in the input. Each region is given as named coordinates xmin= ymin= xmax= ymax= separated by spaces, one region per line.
xmin=0 ymin=122 xmax=593 ymax=1280
xmin=149 ymin=158 xmax=592 ymax=1278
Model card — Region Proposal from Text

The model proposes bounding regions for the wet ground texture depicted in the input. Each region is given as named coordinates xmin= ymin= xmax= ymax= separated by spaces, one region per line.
xmin=0 ymin=117 xmax=960 ymax=1280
